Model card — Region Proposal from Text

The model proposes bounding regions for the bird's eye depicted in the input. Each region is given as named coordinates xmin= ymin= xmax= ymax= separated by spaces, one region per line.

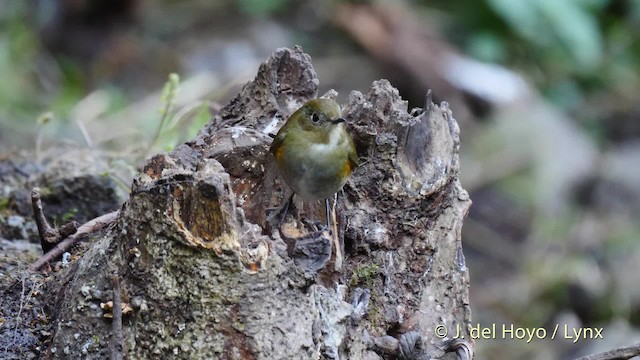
xmin=311 ymin=113 xmax=320 ymax=123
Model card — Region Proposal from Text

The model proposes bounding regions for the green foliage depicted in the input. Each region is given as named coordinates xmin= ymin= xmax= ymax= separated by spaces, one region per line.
xmin=146 ymin=73 xmax=181 ymax=156
xmin=160 ymin=73 xmax=181 ymax=107
xmin=36 ymin=112 xmax=54 ymax=125
xmin=143 ymin=75 xmax=219 ymax=158
xmin=236 ymin=0 xmax=291 ymax=16
xmin=0 ymin=2 xmax=43 ymax=137
xmin=48 ymin=58 xmax=86 ymax=116
xmin=428 ymin=0 xmax=640 ymax=115
xmin=497 ymin=172 xmax=538 ymax=208
xmin=349 ymin=263 xmax=380 ymax=288
xmin=0 ymin=2 xmax=91 ymax=149
xmin=190 ymin=103 xmax=214 ymax=135
xmin=487 ymin=0 xmax=605 ymax=71
xmin=0 ymin=197 xmax=9 ymax=211
xmin=61 ymin=208 xmax=79 ymax=222
xmin=604 ymin=222 xmax=640 ymax=258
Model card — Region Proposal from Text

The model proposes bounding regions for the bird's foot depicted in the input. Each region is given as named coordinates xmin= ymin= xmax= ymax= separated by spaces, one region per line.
xmin=266 ymin=194 xmax=298 ymax=231
xmin=301 ymin=218 xmax=332 ymax=235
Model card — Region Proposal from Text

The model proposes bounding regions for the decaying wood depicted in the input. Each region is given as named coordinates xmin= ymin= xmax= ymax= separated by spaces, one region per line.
xmin=42 ymin=46 xmax=472 ymax=359
xmin=109 ymin=275 xmax=125 ymax=360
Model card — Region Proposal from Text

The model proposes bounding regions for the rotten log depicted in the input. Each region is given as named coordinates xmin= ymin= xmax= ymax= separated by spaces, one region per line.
xmin=42 ymin=46 xmax=472 ymax=359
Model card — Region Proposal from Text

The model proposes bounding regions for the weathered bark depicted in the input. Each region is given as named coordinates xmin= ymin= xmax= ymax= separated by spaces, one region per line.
xmin=44 ymin=46 xmax=472 ymax=359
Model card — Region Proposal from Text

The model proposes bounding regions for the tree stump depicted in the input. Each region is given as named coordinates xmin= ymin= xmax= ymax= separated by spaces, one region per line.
xmin=44 ymin=46 xmax=472 ymax=359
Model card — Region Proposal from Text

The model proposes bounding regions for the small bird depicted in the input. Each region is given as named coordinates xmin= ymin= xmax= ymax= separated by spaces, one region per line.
xmin=270 ymin=98 xmax=358 ymax=229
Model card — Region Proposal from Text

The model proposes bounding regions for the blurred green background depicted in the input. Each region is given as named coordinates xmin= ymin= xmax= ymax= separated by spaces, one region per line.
xmin=1 ymin=0 xmax=640 ymax=359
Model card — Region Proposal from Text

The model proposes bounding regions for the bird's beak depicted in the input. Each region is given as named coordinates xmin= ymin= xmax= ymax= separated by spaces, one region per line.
xmin=331 ymin=117 xmax=346 ymax=124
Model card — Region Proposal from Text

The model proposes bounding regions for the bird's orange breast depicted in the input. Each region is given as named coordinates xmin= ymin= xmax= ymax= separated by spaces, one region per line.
xmin=339 ymin=160 xmax=352 ymax=179
xmin=274 ymin=145 xmax=285 ymax=162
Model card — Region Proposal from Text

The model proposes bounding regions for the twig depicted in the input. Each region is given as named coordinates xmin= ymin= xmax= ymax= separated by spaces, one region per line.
xmin=31 ymin=187 xmax=61 ymax=246
xmin=109 ymin=275 xmax=125 ymax=360
xmin=574 ymin=343 xmax=640 ymax=360
xmin=28 ymin=211 xmax=119 ymax=272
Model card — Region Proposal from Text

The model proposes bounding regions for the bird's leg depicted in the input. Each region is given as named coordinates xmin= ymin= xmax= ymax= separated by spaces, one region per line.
xmin=325 ymin=198 xmax=331 ymax=229
xmin=330 ymin=193 xmax=342 ymax=271
xmin=280 ymin=193 xmax=300 ymax=226
xmin=301 ymin=198 xmax=332 ymax=233
xmin=280 ymin=193 xmax=296 ymax=225
xmin=266 ymin=192 xmax=297 ymax=231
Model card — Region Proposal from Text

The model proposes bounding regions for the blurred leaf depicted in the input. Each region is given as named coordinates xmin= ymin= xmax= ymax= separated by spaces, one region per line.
xmin=545 ymin=79 xmax=583 ymax=110
xmin=487 ymin=0 xmax=603 ymax=71
xmin=0 ymin=3 xmax=39 ymax=112
xmin=236 ymin=0 xmax=290 ymax=16
xmin=631 ymin=1 xmax=640 ymax=22
xmin=580 ymin=114 xmax=607 ymax=147
xmin=466 ymin=32 xmax=507 ymax=63
xmin=498 ymin=172 xmax=538 ymax=208
xmin=160 ymin=73 xmax=180 ymax=106
xmin=486 ymin=0 xmax=543 ymax=42
xmin=147 ymin=73 xmax=181 ymax=157
xmin=186 ymin=103 xmax=213 ymax=138
xmin=538 ymin=0 xmax=603 ymax=71
xmin=36 ymin=112 xmax=54 ymax=125
xmin=605 ymin=223 xmax=640 ymax=257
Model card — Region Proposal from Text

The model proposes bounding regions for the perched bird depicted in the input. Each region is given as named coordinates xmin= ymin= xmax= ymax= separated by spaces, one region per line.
xmin=270 ymin=98 xmax=358 ymax=228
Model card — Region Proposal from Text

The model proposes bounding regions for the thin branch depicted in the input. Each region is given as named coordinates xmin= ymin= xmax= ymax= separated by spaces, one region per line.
xmin=574 ymin=343 xmax=640 ymax=360
xmin=28 ymin=211 xmax=119 ymax=272
xmin=109 ymin=275 xmax=125 ymax=360
xmin=31 ymin=187 xmax=60 ymax=246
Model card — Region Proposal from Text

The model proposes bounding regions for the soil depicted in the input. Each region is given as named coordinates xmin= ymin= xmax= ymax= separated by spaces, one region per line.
xmin=0 ymin=239 xmax=51 ymax=359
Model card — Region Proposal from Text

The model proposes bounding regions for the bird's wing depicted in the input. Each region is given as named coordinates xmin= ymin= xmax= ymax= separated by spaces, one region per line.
xmin=348 ymin=148 xmax=359 ymax=170
xmin=269 ymin=130 xmax=287 ymax=159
